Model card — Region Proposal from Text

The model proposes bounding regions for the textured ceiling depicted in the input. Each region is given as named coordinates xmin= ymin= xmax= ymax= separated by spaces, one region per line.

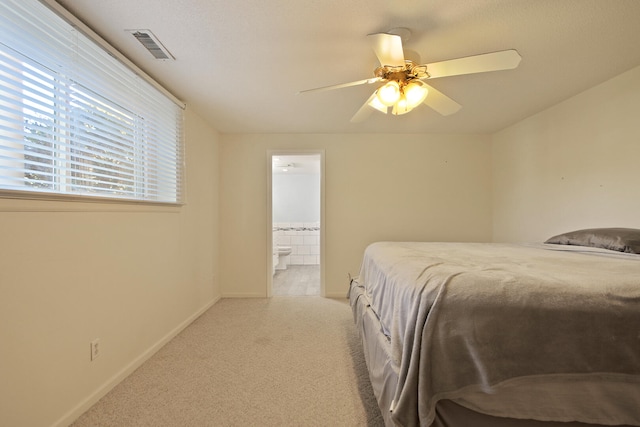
xmin=55 ymin=0 xmax=640 ymax=134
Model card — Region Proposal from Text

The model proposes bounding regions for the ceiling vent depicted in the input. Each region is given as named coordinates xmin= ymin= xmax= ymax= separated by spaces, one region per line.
xmin=127 ymin=29 xmax=174 ymax=60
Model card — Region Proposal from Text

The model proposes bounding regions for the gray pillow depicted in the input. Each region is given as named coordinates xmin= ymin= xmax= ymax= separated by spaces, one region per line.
xmin=545 ymin=227 xmax=640 ymax=254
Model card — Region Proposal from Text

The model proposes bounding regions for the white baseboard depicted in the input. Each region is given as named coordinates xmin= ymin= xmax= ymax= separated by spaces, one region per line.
xmin=221 ymin=292 xmax=267 ymax=298
xmin=324 ymin=292 xmax=350 ymax=299
xmin=53 ymin=296 xmax=221 ymax=427
xmin=222 ymin=292 xmax=348 ymax=299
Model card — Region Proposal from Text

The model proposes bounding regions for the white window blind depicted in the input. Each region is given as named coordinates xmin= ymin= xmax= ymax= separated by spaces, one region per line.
xmin=0 ymin=0 xmax=184 ymax=204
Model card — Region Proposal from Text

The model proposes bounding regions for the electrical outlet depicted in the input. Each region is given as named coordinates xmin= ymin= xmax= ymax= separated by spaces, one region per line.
xmin=90 ymin=339 xmax=100 ymax=361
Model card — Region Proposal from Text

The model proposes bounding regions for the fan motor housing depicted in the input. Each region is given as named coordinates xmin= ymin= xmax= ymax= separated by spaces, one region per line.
xmin=375 ymin=61 xmax=429 ymax=84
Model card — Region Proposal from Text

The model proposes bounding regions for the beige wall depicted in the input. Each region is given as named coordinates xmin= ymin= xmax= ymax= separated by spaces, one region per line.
xmin=220 ymin=133 xmax=493 ymax=298
xmin=492 ymin=65 xmax=640 ymax=242
xmin=0 ymin=107 xmax=220 ymax=427
xmin=6 ymin=51 xmax=639 ymax=427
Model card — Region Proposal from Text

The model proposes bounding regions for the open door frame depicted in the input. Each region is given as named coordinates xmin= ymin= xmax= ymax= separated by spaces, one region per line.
xmin=266 ymin=149 xmax=325 ymax=297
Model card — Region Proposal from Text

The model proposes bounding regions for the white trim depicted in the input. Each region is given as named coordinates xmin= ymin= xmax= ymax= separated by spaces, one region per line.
xmin=52 ymin=296 xmax=220 ymax=427
xmin=325 ymin=292 xmax=350 ymax=299
xmin=220 ymin=293 xmax=269 ymax=298
xmin=0 ymin=190 xmax=184 ymax=209
xmin=267 ymin=153 xmax=273 ymax=297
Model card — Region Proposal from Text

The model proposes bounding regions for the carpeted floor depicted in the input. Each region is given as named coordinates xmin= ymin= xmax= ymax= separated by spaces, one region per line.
xmin=71 ymin=297 xmax=384 ymax=426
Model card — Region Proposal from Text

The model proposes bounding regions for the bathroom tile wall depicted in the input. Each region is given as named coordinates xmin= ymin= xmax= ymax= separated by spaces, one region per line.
xmin=274 ymin=222 xmax=320 ymax=265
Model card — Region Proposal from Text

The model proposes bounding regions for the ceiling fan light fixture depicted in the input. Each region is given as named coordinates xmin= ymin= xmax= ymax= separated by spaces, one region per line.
xmin=299 ymin=31 xmax=521 ymax=123
xmin=404 ymin=80 xmax=429 ymax=109
xmin=392 ymin=94 xmax=412 ymax=115
xmin=368 ymin=95 xmax=388 ymax=113
xmin=376 ymin=81 xmax=401 ymax=106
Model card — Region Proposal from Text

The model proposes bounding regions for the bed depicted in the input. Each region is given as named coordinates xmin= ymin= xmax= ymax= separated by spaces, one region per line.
xmin=348 ymin=228 xmax=640 ymax=427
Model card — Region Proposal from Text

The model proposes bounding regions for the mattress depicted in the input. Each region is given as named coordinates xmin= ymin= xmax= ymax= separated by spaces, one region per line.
xmin=349 ymin=242 xmax=640 ymax=427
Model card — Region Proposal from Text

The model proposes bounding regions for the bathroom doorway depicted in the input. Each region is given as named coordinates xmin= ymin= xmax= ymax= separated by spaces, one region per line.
xmin=267 ymin=150 xmax=324 ymax=297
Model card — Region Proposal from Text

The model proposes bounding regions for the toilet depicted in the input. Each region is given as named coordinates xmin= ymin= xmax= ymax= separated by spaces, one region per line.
xmin=278 ymin=246 xmax=292 ymax=256
xmin=276 ymin=246 xmax=292 ymax=270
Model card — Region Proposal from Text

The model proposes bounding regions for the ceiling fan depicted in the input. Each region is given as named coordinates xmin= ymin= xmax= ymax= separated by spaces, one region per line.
xmin=298 ymin=28 xmax=521 ymax=122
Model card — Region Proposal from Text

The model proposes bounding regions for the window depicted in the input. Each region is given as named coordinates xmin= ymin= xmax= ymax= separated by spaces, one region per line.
xmin=0 ymin=0 xmax=184 ymax=204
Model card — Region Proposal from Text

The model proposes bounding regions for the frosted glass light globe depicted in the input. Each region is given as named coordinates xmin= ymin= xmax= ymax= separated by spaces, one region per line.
xmin=376 ymin=81 xmax=401 ymax=106
xmin=404 ymin=80 xmax=429 ymax=109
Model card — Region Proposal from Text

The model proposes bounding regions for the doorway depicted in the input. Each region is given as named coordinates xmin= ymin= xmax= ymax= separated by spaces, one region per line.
xmin=267 ymin=150 xmax=324 ymax=297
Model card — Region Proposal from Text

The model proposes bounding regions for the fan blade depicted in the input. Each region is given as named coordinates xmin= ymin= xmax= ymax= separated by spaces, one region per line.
xmin=368 ymin=33 xmax=405 ymax=67
xmin=422 ymin=84 xmax=462 ymax=116
xmin=424 ymin=49 xmax=521 ymax=79
xmin=298 ymin=77 xmax=380 ymax=94
xmin=350 ymin=92 xmax=381 ymax=123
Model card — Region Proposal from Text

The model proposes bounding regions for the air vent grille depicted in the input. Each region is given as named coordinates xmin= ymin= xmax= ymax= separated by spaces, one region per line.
xmin=128 ymin=30 xmax=174 ymax=60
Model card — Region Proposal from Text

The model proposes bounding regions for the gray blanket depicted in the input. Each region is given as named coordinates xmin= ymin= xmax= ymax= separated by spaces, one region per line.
xmin=357 ymin=242 xmax=640 ymax=426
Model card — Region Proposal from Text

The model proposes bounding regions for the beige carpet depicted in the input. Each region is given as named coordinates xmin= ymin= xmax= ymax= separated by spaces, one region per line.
xmin=71 ymin=297 xmax=384 ymax=426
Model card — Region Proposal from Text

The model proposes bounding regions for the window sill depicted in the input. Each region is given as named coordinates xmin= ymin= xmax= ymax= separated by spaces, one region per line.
xmin=0 ymin=190 xmax=183 ymax=213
